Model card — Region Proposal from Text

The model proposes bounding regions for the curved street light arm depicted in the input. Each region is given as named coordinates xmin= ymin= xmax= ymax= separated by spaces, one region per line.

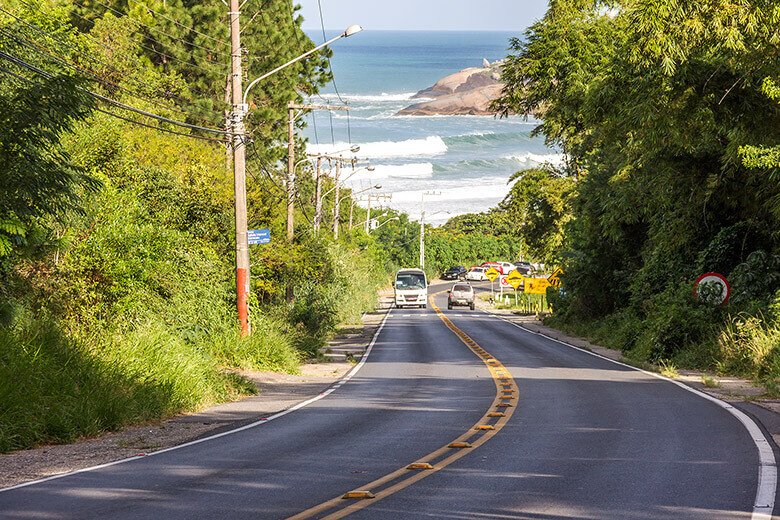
xmin=243 ymin=26 xmax=362 ymax=106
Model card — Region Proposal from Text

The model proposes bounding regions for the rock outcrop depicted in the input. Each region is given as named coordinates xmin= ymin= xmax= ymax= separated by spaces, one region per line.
xmin=397 ymin=60 xmax=505 ymax=116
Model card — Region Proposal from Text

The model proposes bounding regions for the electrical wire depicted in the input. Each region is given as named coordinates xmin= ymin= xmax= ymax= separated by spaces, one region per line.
xmin=0 ymin=7 xmax=225 ymax=122
xmin=125 ymin=0 xmax=230 ymax=48
xmin=0 ymin=65 xmax=226 ymax=143
xmin=0 ymin=49 xmax=230 ymax=138
xmin=0 ymin=26 xmax=223 ymax=129
xmin=34 ymin=0 xmax=223 ymax=100
xmin=78 ymin=0 xmax=231 ymax=64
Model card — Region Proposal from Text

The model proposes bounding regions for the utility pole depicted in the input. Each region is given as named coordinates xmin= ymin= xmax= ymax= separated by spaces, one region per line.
xmin=313 ymin=156 xmax=323 ymax=234
xmin=332 ymin=160 xmax=341 ymax=239
xmin=229 ymin=0 xmax=250 ymax=335
xmin=365 ymin=193 xmax=392 ymax=233
xmin=419 ymin=191 xmax=440 ymax=270
xmin=287 ymin=102 xmax=295 ymax=242
xmin=288 ymin=104 xmax=349 ymax=240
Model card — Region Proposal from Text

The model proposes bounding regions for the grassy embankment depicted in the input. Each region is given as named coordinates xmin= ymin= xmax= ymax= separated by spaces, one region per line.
xmin=0 ymin=112 xmax=388 ymax=454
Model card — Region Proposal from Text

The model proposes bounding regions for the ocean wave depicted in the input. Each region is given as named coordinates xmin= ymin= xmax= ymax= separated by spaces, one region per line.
xmin=504 ymin=152 xmax=566 ymax=166
xmin=307 ymin=136 xmax=448 ymax=159
xmin=443 ymin=131 xmax=533 ymax=147
xmin=389 ymin=182 xmax=509 ymax=203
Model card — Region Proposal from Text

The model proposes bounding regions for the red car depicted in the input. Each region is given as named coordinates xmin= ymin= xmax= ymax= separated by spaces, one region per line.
xmin=480 ymin=262 xmax=504 ymax=274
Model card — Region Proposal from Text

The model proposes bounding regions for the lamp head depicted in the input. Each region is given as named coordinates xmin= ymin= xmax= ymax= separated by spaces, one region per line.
xmin=344 ymin=24 xmax=363 ymax=37
xmin=367 ymin=165 xmax=376 ymax=172
xmin=350 ymin=145 xmax=360 ymax=153
xmin=374 ymin=184 xmax=382 ymax=189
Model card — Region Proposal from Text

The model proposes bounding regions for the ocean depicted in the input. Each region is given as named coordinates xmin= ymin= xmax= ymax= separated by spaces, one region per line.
xmin=301 ymin=30 xmax=560 ymax=226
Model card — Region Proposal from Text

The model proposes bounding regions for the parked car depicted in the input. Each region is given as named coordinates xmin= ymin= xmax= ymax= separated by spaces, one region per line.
xmin=448 ymin=283 xmax=475 ymax=310
xmin=466 ymin=266 xmax=488 ymax=281
xmin=514 ymin=261 xmax=534 ymax=275
xmin=497 ymin=261 xmax=516 ymax=275
xmin=442 ymin=265 xmax=467 ymax=280
xmin=480 ymin=262 xmax=504 ymax=274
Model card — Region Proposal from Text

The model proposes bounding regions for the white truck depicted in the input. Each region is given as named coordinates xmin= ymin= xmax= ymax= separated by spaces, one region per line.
xmin=393 ymin=268 xmax=428 ymax=309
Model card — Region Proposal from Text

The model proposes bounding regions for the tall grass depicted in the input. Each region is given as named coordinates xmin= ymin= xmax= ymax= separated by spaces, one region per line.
xmin=0 ymin=318 xmax=256 ymax=453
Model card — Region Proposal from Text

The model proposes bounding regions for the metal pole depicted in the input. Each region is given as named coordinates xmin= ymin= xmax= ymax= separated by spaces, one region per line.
xmin=419 ymin=193 xmax=425 ymax=269
xmin=314 ymin=156 xmax=322 ymax=233
xmin=365 ymin=196 xmax=372 ymax=233
xmin=287 ymin=101 xmax=295 ymax=242
xmin=333 ymin=161 xmax=341 ymax=238
xmin=229 ymin=0 xmax=250 ymax=336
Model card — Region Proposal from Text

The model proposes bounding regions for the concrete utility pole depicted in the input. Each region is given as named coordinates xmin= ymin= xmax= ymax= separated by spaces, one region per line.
xmin=332 ymin=161 xmax=341 ymax=238
xmin=228 ymin=0 xmax=250 ymax=335
xmin=287 ymin=102 xmax=295 ymax=242
xmin=287 ymin=104 xmax=349 ymax=240
xmin=419 ymin=191 xmax=440 ymax=270
xmin=365 ymin=193 xmax=392 ymax=233
xmin=313 ymin=156 xmax=323 ymax=233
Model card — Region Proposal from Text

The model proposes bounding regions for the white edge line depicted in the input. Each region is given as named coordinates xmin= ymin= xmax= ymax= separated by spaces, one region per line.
xmin=0 ymin=307 xmax=394 ymax=494
xmin=488 ymin=311 xmax=777 ymax=520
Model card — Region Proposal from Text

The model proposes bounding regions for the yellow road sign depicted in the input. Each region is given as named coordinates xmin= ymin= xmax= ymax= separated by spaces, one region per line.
xmin=485 ymin=267 xmax=500 ymax=282
xmin=506 ymin=269 xmax=525 ymax=290
xmin=548 ymin=268 xmax=564 ymax=289
xmin=525 ymin=278 xmax=551 ymax=294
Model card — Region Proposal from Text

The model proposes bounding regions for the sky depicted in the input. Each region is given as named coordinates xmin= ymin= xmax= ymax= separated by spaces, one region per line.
xmin=296 ymin=0 xmax=549 ymax=32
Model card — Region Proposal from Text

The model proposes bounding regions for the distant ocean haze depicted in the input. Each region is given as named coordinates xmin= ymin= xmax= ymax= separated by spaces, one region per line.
xmin=301 ymin=30 xmax=561 ymax=225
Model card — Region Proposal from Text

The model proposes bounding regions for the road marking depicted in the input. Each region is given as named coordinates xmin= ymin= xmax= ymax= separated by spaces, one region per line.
xmin=285 ymin=293 xmax=518 ymax=520
xmin=491 ymin=313 xmax=777 ymax=520
xmin=0 ymin=309 xmax=396 ymax=494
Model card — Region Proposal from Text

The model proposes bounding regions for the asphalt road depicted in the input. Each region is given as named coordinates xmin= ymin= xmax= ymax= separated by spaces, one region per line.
xmin=1 ymin=280 xmax=776 ymax=519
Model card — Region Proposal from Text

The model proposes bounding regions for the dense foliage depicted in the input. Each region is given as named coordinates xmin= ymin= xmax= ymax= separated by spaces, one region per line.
xmin=0 ymin=1 xmax=389 ymax=452
xmin=493 ymin=0 xmax=780 ymax=386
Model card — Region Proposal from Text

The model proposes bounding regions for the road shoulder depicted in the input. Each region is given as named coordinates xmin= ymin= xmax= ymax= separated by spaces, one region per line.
xmin=475 ymin=297 xmax=780 ymax=457
xmin=0 ymin=295 xmax=393 ymax=490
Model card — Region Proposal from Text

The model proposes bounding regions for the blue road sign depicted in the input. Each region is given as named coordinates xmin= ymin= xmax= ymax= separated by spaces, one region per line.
xmin=248 ymin=229 xmax=270 ymax=245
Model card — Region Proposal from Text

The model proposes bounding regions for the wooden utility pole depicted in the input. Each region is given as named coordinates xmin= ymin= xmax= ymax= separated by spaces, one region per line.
xmin=229 ymin=0 xmax=249 ymax=335
xmin=287 ymin=102 xmax=295 ymax=242
xmin=313 ymin=156 xmax=323 ymax=233
xmin=287 ymin=104 xmax=349 ymax=241
xmin=332 ymin=161 xmax=341 ymax=239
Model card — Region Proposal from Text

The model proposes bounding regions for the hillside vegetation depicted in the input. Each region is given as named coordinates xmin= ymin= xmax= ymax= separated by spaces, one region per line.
xmin=0 ymin=1 xmax=389 ymax=453
xmin=487 ymin=0 xmax=780 ymax=388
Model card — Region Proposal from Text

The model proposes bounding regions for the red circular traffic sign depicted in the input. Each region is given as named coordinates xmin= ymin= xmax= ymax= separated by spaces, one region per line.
xmin=693 ymin=272 xmax=730 ymax=305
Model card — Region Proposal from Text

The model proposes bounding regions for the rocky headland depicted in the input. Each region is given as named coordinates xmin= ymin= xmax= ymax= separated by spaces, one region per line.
xmin=397 ymin=59 xmax=505 ymax=116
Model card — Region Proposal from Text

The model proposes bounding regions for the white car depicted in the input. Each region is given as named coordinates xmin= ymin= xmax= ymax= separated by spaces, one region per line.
xmin=466 ymin=267 xmax=488 ymax=281
xmin=498 ymin=261 xmax=516 ymax=275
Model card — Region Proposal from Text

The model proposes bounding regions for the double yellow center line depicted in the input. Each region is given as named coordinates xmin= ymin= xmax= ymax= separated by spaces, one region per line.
xmin=287 ymin=295 xmax=516 ymax=520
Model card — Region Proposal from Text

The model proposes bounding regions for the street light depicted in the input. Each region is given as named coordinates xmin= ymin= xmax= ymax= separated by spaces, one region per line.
xmin=370 ymin=216 xmax=400 ymax=232
xmin=242 ymin=26 xmax=363 ymax=106
xmin=229 ymin=13 xmax=362 ymax=335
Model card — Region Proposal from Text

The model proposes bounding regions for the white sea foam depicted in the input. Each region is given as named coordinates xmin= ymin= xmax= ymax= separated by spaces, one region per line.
xmin=505 ymin=152 xmax=566 ymax=166
xmin=389 ymin=182 xmax=509 ymax=203
xmin=307 ymin=136 xmax=448 ymax=159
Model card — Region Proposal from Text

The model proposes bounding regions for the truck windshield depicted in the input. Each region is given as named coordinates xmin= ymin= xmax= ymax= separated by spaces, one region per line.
xmin=396 ymin=273 xmax=426 ymax=289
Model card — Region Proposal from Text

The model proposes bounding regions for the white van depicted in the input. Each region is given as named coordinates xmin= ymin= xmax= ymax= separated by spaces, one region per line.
xmin=394 ymin=268 xmax=428 ymax=309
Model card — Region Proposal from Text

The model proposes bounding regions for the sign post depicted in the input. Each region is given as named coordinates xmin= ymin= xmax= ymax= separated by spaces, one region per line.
xmin=548 ymin=267 xmax=564 ymax=289
xmin=485 ymin=267 xmax=500 ymax=301
xmin=506 ymin=270 xmax=525 ymax=308
xmin=694 ymin=272 xmax=730 ymax=305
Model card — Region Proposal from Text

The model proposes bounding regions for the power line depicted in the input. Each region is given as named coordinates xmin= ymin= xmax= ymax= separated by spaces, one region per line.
xmin=0 ymin=49 xmax=230 ymax=138
xmin=0 ymin=6 xmax=225 ymax=122
xmin=24 ymin=0 xmax=222 ymax=101
xmin=0 ymin=26 xmax=223 ymax=129
xmin=0 ymin=65 xmax=226 ymax=143
xmin=80 ymin=0 xmax=231 ymax=64
xmin=124 ymin=0 xmax=230 ymax=48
